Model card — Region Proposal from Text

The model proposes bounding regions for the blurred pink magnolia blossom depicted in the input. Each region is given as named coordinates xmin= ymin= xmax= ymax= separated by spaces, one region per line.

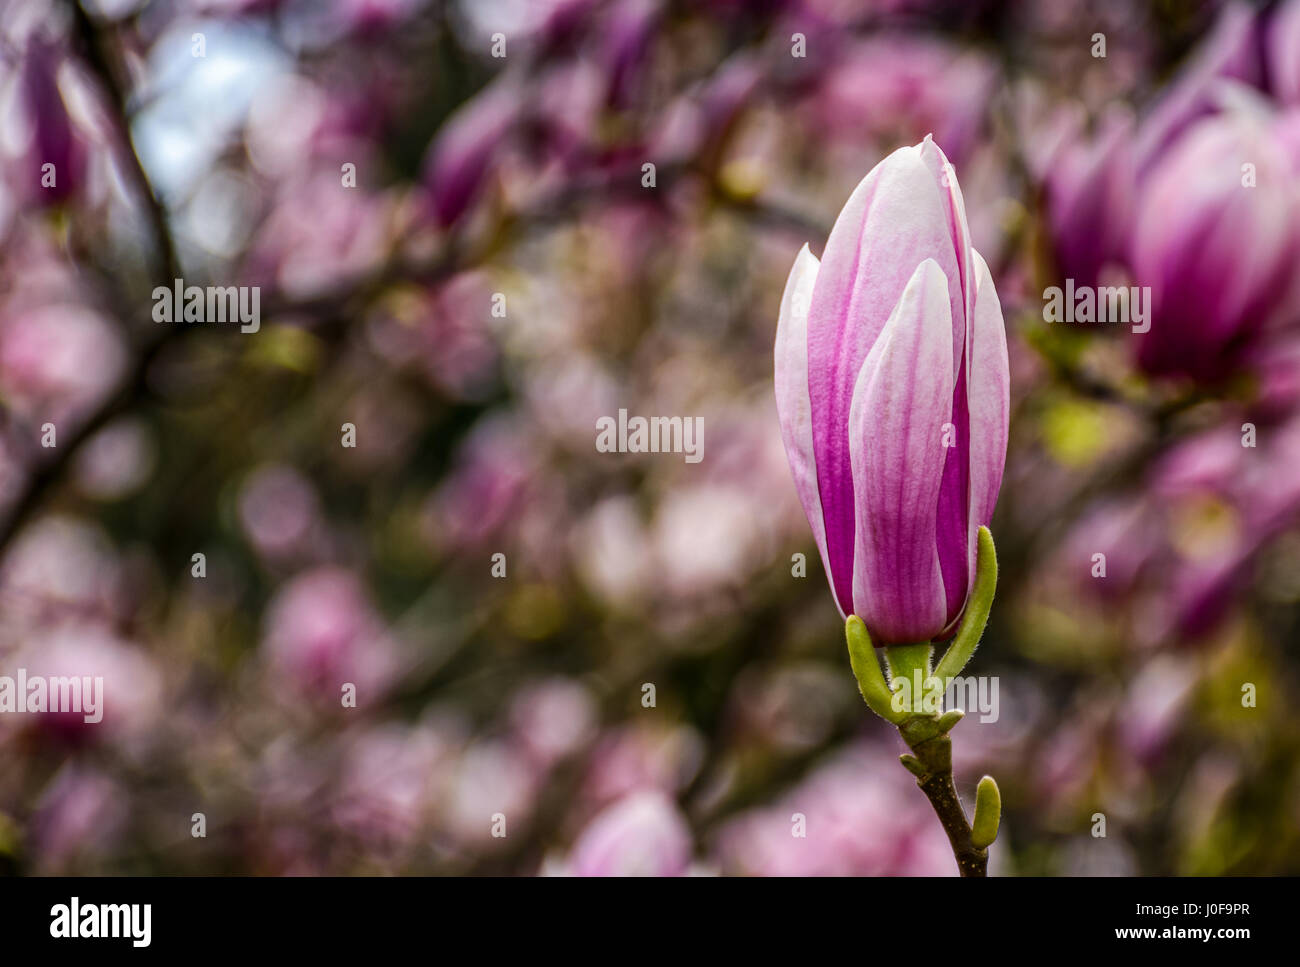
xmin=29 ymin=766 xmax=126 ymax=873
xmin=564 ymin=791 xmax=693 ymax=877
xmin=714 ymin=741 xmax=955 ymax=876
xmin=262 ymin=567 xmax=400 ymax=702
xmin=10 ymin=38 xmax=87 ymax=206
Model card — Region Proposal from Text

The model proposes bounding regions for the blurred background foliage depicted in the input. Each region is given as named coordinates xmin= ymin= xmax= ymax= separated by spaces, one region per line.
xmin=0 ymin=0 xmax=1299 ymax=875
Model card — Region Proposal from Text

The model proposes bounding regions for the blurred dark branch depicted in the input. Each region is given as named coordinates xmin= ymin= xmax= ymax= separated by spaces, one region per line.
xmin=0 ymin=5 xmax=185 ymax=552
xmin=710 ymin=183 xmax=832 ymax=240
xmin=66 ymin=0 xmax=180 ymax=284
xmin=262 ymin=158 xmax=830 ymax=329
xmin=0 ymin=298 xmax=209 ymax=546
xmin=0 ymin=3 xmax=192 ymax=556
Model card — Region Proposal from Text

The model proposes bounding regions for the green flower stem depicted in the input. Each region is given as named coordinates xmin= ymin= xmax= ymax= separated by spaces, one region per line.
xmin=884 ymin=642 xmax=933 ymax=716
xmin=842 ymin=526 xmax=1003 ymax=877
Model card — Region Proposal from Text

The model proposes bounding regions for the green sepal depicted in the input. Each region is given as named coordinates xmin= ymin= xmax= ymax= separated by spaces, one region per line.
xmin=933 ymin=525 xmax=998 ymax=683
xmin=846 ymin=616 xmax=908 ymax=724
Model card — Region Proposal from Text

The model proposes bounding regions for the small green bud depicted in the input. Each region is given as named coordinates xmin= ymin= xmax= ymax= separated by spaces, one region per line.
xmin=899 ymin=754 xmax=926 ymax=778
xmin=971 ymin=774 xmax=1001 ymax=849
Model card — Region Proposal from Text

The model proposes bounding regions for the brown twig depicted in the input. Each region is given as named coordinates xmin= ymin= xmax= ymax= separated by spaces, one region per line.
xmin=66 ymin=0 xmax=180 ymax=284
xmin=0 ymin=4 xmax=185 ymax=549
xmin=900 ymin=728 xmax=988 ymax=877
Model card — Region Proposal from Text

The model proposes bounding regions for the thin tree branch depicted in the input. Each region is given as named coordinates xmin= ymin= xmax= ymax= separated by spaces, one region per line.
xmin=0 ymin=4 xmax=185 ymax=549
xmin=66 ymin=0 xmax=180 ymax=284
xmin=901 ymin=730 xmax=989 ymax=877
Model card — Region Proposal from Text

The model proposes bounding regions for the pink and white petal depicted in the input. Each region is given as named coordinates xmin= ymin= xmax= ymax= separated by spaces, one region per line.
xmin=849 ymin=259 xmax=954 ymax=644
xmin=774 ymin=244 xmax=839 ymax=612
xmin=918 ymin=134 xmax=977 ymax=361
xmin=967 ymin=249 xmax=1010 ymax=565
xmin=918 ymin=139 xmax=979 ymax=630
xmin=807 ymin=142 xmax=963 ymax=615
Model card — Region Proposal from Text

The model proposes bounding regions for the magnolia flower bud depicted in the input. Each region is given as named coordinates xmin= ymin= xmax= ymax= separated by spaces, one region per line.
xmin=422 ymin=82 xmax=517 ymax=227
xmin=1133 ymin=107 xmax=1300 ymax=381
xmin=775 ymin=136 xmax=1009 ymax=644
